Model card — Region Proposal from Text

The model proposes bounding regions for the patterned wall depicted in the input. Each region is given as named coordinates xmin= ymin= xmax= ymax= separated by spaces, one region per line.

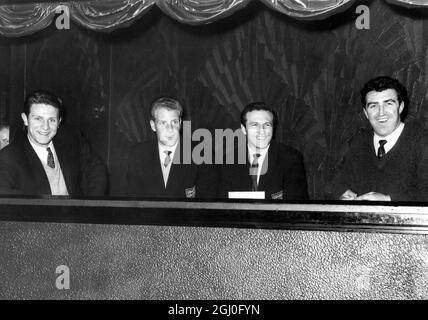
xmin=1 ymin=1 xmax=428 ymax=198
xmin=108 ymin=1 xmax=428 ymax=197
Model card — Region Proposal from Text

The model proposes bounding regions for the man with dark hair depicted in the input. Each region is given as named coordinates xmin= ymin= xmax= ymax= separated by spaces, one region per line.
xmin=125 ymin=97 xmax=207 ymax=198
xmin=0 ymin=90 xmax=108 ymax=196
xmin=329 ymin=76 xmax=428 ymax=201
xmin=217 ymin=102 xmax=308 ymax=200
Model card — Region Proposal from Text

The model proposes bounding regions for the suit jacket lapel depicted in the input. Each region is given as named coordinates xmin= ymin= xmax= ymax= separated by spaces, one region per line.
xmin=166 ymin=140 xmax=182 ymax=191
xmin=258 ymin=143 xmax=276 ymax=192
xmin=23 ymin=138 xmax=52 ymax=194
xmin=243 ymin=147 xmax=254 ymax=190
xmin=152 ymin=141 xmax=166 ymax=190
xmin=53 ymin=135 xmax=73 ymax=194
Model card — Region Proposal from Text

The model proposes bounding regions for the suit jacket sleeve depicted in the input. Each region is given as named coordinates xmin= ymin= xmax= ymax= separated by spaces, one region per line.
xmin=195 ymin=163 xmax=220 ymax=199
xmin=324 ymin=152 xmax=354 ymax=200
xmin=284 ymin=150 xmax=309 ymax=200
xmin=401 ymin=132 xmax=428 ymax=202
xmin=0 ymin=151 xmax=21 ymax=195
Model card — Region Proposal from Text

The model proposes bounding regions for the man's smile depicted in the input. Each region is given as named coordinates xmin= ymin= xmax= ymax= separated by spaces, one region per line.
xmin=377 ymin=117 xmax=388 ymax=123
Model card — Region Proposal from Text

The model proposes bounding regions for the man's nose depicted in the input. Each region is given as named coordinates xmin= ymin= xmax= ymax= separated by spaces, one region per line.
xmin=43 ymin=120 xmax=50 ymax=130
xmin=379 ymin=104 xmax=385 ymax=116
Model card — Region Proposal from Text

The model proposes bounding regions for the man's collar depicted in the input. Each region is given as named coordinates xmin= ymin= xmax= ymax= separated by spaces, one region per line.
xmin=248 ymin=144 xmax=270 ymax=157
xmin=158 ymin=139 xmax=179 ymax=154
xmin=373 ymin=122 xmax=405 ymax=154
xmin=373 ymin=122 xmax=405 ymax=142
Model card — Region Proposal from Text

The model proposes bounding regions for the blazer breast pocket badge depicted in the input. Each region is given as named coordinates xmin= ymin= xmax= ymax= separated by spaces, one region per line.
xmin=185 ymin=185 xmax=196 ymax=198
xmin=271 ymin=190 xmax=283 ymax=200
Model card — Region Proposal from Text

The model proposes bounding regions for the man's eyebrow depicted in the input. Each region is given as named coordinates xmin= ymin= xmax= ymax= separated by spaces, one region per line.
xmin=366 ymin=98 xmax=397 ymax=105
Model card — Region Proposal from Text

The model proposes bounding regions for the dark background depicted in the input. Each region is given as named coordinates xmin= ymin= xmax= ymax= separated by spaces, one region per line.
xmin=1 ymin=0 xmax=428 ymax=198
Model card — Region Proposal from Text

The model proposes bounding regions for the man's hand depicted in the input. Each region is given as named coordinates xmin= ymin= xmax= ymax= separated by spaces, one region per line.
xmin=355 ymin=192 xmax=391 ymax=201
xmin=339 ymin=189 xmax=358 ymax=200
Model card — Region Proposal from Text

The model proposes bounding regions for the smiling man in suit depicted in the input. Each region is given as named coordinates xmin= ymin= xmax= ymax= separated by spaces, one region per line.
xmin=217 ymin=102 xmax=308 ymax=200
xmin=0 ymin=90 xmax=108 ymax=196
xmin=125 ymin=97 xmax=204 ymax=198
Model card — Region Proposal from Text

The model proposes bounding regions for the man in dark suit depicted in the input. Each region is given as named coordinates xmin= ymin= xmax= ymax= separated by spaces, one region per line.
xmin=0 ymin=90 xmax=108 ymax=196
xmin=217 ymin=102 xmax=308 ymax=200
xmin=125 ymin=97 xmax=203 ymax=198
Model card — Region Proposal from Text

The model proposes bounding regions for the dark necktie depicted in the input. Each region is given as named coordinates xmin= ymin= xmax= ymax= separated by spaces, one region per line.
xmin=250 ymin=153 xmax=261 ymax=191
xmin=164 ymin=150 xmax=172 ymax=167
xmin=47 ymin=147 xmax=55 ymax=168
xmin=377 ymin=140 xmax=387 ymax=159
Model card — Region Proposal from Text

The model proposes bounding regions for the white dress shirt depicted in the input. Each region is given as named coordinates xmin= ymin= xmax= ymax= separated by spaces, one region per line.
xmin=29 ymin=139 xmax=55 ymax=166
xmin=373 ymin=122 xmax=405 ymax=155
xmin=27 ymin=138 xmax=68 ymax=195
xmin=248 ymin=144 xmax=270 ymax=186
xmin=158 ymin=141 xmax=179 ymax=187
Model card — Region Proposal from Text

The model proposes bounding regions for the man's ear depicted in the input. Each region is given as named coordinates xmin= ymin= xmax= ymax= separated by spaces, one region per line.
xmin=363 ymin=108 xmax=368 ymax=120
xmin=21 ymin=113 xmax=28 ymax=126
xmin=241 ymin=124 xmax=247 ymax=136
xmin=399 ymin=102 xmax=404 ymax=115
xmin=150 ymin=120 xmax=156 ymax=132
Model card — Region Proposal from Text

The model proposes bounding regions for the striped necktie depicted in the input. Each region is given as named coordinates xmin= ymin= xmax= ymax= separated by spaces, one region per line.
xmin=47 ymin=147 xmax=55 ymax=168
xmin=250 ymin=153 xmax=261 ymax=191
xmin=164 ymin=150 xmax=172 ymax=167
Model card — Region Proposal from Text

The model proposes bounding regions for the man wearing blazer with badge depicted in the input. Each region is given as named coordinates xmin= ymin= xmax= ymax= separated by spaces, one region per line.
xmin=218 ymin=102 xmax=308 ymax=200
xmin=125 ymin=97 xmax=202 ymax=199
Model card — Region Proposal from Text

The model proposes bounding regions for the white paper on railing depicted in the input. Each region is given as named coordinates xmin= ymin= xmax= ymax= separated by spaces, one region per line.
xmin=228 ymin=191 xmax=265 ymax=199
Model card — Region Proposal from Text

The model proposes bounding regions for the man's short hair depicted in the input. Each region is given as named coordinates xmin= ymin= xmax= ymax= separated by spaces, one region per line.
xmin=0 ymin=123 xmax=9 ymax=131
xmin=360 ymin=76 xmax=408 ymax=111
xmin=150 ymin=97 xmax=183 ymax=120
xmin=240 ymin=102 xmax=278 ymax=128
xmin=24 ymin=90 xmax=64 ymax=118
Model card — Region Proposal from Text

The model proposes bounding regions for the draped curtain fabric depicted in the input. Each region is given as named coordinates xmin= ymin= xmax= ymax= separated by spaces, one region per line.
xmin=0 ymin=3 xmax=58 ymax=37
xmin=385 ymin=0 xmax=428 ymax=7
xmin=259 ymin=0 xmax=355 ymax=20
xmin=72 ymin=0 xmax=155 ymax=31
xmin=0 ymin=0 xmax=427 ymax=37
xmin=156 ymin=0 xmax=251 ymax=24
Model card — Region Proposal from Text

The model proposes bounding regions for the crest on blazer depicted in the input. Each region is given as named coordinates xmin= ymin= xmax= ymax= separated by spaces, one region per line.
xmin=271 ymin=190 xmax=283 ymax=200
xmin=185 ymin=185 xmax=196 ymax=198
